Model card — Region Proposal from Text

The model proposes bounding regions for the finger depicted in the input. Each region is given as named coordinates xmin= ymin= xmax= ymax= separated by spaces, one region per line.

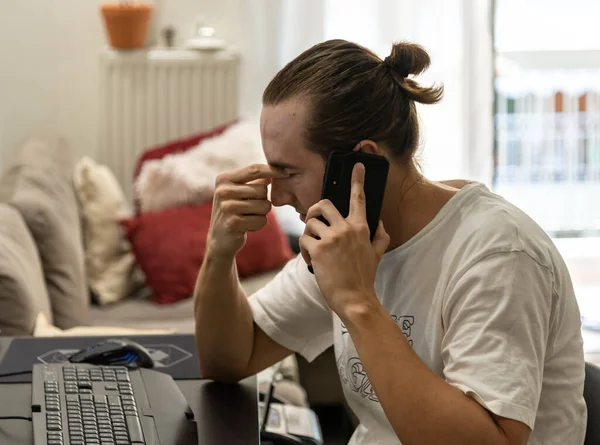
xmin=304 ymin=217 xmax=329 ymax=240
xmin=227 ymin=215 xmax=268 ymax=233
xmin=222 ymin=199 xmax=272 ymax=216
xmin=299 ymin=234 xmax=318 ymax=267
xmin=215 ymin=183 xmax=269 ymax=201
xmin=305 ymin=200 xmax=344 ymax=226
xmin=248 ymin=178 xmax=272 ymax=186
xmin=348 ymin=162 xmax=366 ymax=220
xmin=372 ymin=220 xmax=390 ymax=257
xmin=222 ymin=164 xmax=288 ymax=184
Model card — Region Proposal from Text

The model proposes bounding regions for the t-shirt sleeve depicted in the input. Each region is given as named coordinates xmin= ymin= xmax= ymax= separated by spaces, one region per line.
xmin=441 ymin=251 xmax=554 ymax=429
xmin=248 ymin=255 xmax=333 ymax=362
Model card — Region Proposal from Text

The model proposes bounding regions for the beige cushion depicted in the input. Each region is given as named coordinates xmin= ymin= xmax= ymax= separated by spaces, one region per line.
xmin=0 ymin=204 xmax=53 ymax=335
xmin=73 ymin=157 xmax=143 ymax=305
xmin=0 ymin=134 xmax=89 ymax=329
xmin=33 ymin=313 xmax=174 ymax=337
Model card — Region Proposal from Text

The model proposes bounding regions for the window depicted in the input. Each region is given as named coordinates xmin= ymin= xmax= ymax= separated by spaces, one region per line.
xmin=494 ymin=0 xmax=600 ymax=334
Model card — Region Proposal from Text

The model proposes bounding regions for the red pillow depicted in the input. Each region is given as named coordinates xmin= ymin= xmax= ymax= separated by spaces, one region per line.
xmin=121 ymin=202 xmax=294 ymax=305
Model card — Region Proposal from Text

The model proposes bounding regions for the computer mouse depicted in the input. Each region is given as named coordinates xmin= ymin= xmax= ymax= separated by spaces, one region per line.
xmin=68 ymin=338 xmax=154 ymax=368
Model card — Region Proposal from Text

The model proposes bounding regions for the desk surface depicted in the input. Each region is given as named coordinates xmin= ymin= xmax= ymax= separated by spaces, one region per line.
xmin=0 ymin=336 xmax=260 ymax=445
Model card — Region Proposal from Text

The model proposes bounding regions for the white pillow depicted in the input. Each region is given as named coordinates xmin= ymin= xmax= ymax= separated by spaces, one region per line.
xmin=135 ymin=120 xmax=266 ymax=213
xmin=73 ymin=157 xmax=143 ymax=305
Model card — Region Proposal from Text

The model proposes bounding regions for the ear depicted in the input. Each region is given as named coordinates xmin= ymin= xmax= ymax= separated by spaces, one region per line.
xmin=353 ymin=140 xmax=385 ymax=156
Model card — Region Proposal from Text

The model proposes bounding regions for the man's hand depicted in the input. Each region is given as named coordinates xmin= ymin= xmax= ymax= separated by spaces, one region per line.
xmin=207 ymin=164 xmax=288 ymax=258
xmin=299 ymin=163 xmax=390 ymax=317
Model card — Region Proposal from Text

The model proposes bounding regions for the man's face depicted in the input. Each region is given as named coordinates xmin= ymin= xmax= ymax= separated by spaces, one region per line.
xmin=260 ymin=100 xmax=326 ymax=222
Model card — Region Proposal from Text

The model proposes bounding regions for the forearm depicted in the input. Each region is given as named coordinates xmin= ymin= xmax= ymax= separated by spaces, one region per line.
xmin=343 ymin=301 xmax=510 ymax=445
xmin=194 ymin=250 xmax=255 ymax=382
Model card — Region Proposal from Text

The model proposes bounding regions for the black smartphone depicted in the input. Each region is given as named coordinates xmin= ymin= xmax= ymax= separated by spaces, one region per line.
xmin=307 ymin=149 xmax=389 ymax=273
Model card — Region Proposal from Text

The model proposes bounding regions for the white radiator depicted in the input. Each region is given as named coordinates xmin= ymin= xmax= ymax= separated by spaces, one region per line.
xmin=98 ymin=48 xmax=240 ymax=202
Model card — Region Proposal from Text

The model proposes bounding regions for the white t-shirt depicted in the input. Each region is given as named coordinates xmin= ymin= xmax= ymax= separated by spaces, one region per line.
xmin=249 ymin=183 xmax=587 ymax=445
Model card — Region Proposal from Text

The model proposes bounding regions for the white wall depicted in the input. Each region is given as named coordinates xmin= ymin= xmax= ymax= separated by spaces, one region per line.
xmin=0 ymin=0 xmax=241 ymax=169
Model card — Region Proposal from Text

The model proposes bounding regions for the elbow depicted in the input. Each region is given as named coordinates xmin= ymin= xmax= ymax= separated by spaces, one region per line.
xmin=199 ymin=364 xmax=248 ymax=383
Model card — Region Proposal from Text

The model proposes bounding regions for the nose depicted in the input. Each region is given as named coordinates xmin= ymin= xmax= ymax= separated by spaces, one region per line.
xmin=270 ymin=178 xmax=293 ymax=207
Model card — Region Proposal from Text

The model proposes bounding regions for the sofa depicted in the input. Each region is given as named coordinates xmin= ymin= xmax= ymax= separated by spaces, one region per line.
xmin=0 ymin=131 xmax=346 ymax=411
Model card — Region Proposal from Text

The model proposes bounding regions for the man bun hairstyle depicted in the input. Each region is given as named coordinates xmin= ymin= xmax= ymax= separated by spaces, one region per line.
xmin=263 ymin=39 xmax=443 ymax=164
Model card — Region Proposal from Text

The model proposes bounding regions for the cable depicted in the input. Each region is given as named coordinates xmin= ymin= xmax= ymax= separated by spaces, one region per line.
xmin=0 ymin=370 xmax=32 ymax=379
xmin=0 ymin=371 xmax=34 ymax=421
xmin=260 ymin=361 xmax=284 ymax=432
xmin=0 ymin=370 xmax=34 ymax=421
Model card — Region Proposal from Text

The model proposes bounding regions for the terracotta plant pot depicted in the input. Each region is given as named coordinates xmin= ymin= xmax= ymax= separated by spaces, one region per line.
xmin=101 ymin=3 xmax=153 ymax=50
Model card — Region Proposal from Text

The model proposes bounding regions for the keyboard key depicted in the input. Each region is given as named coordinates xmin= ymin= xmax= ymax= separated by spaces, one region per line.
xmin=47 ymin=423 xmax=62 ymax=431
xmin=126 ymin=415 xmax=145 ymax=443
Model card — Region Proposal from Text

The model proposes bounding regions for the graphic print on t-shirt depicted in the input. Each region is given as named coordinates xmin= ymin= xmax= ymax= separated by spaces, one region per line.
xmin=337 ymin=315 xmax=415 ymax=403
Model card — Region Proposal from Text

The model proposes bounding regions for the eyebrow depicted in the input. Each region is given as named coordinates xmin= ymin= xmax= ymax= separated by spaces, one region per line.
xmin=268 ymin=161 xmax=298 ymax=171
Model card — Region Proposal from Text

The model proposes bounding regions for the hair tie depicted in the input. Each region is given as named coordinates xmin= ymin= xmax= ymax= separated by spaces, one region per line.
xmin=382 ymin=56 xmax=409 ymax=78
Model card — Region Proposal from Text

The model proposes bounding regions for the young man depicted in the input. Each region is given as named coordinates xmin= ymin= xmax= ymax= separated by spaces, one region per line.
xmin=194 ymin=40 xmax=586 ymax=445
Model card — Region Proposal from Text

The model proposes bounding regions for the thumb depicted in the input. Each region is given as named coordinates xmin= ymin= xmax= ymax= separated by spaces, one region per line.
xmin=372 ymin=220 xmax=390 ymax=257
xmin=299 ymin=235 xmax=312 ymax=267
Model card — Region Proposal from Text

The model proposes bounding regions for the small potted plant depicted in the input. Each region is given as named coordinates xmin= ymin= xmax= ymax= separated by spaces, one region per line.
xmin=101 ymin=1 xmax=154 ymax=50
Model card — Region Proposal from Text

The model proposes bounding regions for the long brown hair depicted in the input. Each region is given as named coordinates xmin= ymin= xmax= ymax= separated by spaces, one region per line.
xmin=263 ymin=39 xmax=443 ymax=163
